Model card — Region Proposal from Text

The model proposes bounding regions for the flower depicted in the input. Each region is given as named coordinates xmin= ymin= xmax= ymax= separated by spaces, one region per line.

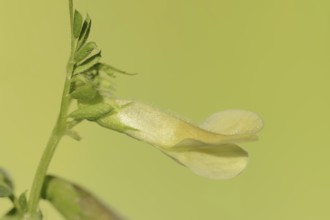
xmin=97 ymin=99 xmax=263 ymax=179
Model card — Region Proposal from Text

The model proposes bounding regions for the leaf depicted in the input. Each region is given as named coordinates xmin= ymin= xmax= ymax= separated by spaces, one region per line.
xmin=0 ymin=183 xmax=12 ymax=198
xmin=0 ymin=194 xmax=42 ymax=220
xmin=74 ymin=42 xmax=98 ymax=64
xmin=0 ymin=168 xmax=13 ymax=198
xmin=73 ymin=52 xmax=101 ymax=75
xmin=16 ymin=192 xmax=28 ymax=212
xmin=96 ymin=63 xmax=136 ymax=76
xmin=77 ymin=15 xmax=92 ymax=50
xmin=41 ymin=175 xmax=125 ymax=220
xmin=70 ymin=103 xmax=113 ymax=121
xmin=73 ymin=10 xmax=83 ymax=39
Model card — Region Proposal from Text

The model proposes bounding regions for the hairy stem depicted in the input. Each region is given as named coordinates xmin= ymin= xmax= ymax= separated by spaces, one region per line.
xmin=25 ymin=0 xmax=76 ymax=218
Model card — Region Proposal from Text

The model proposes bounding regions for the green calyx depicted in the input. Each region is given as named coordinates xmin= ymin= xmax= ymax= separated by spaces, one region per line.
xmin=70 ymin=102 xmax=114 ymax=121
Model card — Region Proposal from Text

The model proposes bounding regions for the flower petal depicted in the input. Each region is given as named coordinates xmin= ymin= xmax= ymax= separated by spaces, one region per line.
xmin=96 ymin=99 xmax=260 ymax=179
xmin=163 ymin=144 xmax=248 ymax=179
xmin=200 ymin=110 xmax=263 ymax=135
xmin=97 ymin=100 xmax=258 ymax=149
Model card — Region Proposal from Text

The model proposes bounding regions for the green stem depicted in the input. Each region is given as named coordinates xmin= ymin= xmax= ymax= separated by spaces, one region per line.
xmin=25 ymin=0 xmax=76 ymax=218
xmin=25 ymin=127 xmax=62 ymax=218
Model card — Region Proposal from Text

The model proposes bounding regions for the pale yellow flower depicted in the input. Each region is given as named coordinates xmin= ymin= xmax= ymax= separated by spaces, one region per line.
xmin=97 ymin=99 xmax=263 ymax=180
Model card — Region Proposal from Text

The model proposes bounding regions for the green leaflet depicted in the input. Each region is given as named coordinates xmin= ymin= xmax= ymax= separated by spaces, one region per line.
xmin=95 ymin=63 xmax=136 ymax=77
xmin=17 ymin=192 xmax=28 ymax=213
xmin=0 ymin=168 xmax=13 ymax=198
xmin=41 ymin=176 xmax=124 ymax=220
xmin=0 ymin=182 xmax=12 ymax=198
xmin=0 ymin=170 xmax=39 ymax=219
xmin=1 ymin=192 xmax=41 ymax=220
xmin=92 ymin=63 xmax=115 ymax=77
xmin=74 ymin=42 xmax=98 ymax=64
xmin=73 ymin=10 xmax=83 ymax=39
xmin=73 ymin=52 xmax=101 ymax=75
xmin=0 ymin=195 xmax=35 ymax=220
xmin=77 ymin=15 xmax=91 ymax=50
xmin=69 ymin=102 xmax=113 ymax=121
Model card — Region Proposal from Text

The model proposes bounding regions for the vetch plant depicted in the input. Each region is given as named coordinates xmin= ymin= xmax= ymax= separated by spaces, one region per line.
xmin=0 ymin=1 xmax=263 ymax=219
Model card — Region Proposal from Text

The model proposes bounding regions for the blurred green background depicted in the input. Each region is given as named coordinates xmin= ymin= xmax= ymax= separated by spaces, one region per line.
xmin=1 ymin=0 xmax=330 ymax=219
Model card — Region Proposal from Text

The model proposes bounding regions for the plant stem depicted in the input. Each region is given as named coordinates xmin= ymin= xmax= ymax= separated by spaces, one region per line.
xmin=25 ymin=0 xmax=76 ymax=218
xmin=25 ymin=126 xmax=63 ymax=218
